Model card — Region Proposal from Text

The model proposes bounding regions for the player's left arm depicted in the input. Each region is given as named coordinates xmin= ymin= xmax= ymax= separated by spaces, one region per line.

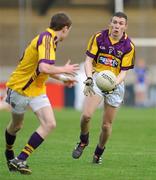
xmin=117 ymin=42 xmax=135 ymax=85
xmin=37 ymin=35 xmax=79 ymax=76
xmin=116 ymin=70 xmax=128 ymax=85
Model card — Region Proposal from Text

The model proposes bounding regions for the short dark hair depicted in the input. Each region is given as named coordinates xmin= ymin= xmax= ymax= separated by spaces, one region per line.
xmin=50 ymin=12 xmax=72 ymax=31
xmin=112 ymin=11 xmax=128 ymax=22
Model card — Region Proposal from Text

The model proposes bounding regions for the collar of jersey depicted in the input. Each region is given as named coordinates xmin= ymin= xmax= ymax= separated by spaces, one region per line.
xmin=46 ymin=28 xmax=57 ymax=40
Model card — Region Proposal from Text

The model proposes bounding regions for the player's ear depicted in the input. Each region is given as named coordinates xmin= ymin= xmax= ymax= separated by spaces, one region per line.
xmin=125 ymin=23 xmax=128 ymax=31
xmin=108 ymin=18 xmax=112 ymax=26
xmin=108 ymin=20 xmax=113 ymax=30
xmin=62 ymin=26 xmax=68 ymax=33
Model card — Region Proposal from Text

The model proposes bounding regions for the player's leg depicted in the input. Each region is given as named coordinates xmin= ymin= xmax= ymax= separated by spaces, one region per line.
xmin=10 ymin=95 xmax=55 ymax=174
xmin=93 ymin=103 xmax=117 ymax=164
xmin=72 ymin=94 xmax=102 ymax=159
xmin=92 ymin=83 xmax=124 ymax=164
xmin=5 ymin=113 xmax=24 ymax=171
xmin=5 ymin=89 xmax=28 ymax=172
xmin=35 ymin=105 xmax=56 ymax=137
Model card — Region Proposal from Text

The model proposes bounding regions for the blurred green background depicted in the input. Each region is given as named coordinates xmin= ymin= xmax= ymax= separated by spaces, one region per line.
xmin=0 ymin=107 xmax=156 ymax=180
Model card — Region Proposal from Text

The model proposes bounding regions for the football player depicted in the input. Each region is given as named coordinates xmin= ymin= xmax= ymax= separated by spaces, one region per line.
xmin=5 ymin=12 xmax=79 ymax=174
xmin=72 ymin=12 xmax=135 ymax=164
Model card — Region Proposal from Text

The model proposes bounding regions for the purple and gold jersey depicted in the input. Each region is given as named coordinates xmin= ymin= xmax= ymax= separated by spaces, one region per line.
xmin=7 ymin=28 xmax=57 ymax=97
xmin=86 ymin=29 xmax=135 ymax=76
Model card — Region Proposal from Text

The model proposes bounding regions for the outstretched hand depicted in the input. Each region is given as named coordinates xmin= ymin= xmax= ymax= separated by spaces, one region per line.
xmin=64 ymin=77 xmax=78 ymax=88
xmin=59 ymin=74 xmax=78 ymax=88
xmin=64 ymin=60 xmax=79 ymax=76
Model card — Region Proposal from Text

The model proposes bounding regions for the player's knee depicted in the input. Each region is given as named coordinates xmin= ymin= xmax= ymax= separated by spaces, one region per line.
xmin=81 ymin=114 xmax=91 ymax=123
xmin=12 ymin=123 xmax=23 ymax=133
xmin=49 ymin=121 xmax=56 ymax=130
xmin=43 ymin=120 xmax=56 ymax=131
xmin=102 ymin=123 xmax=111 ymax=132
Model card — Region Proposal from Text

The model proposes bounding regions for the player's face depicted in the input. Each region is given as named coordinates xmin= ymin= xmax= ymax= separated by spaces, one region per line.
xmin=109 ymin=16 xmax=127 ymax=40
xmin=60 ymin=26 xmax=72 ymax=41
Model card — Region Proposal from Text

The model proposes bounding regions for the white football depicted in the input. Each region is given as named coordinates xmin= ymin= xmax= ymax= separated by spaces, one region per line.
xmin=96 ymin=70 xmax=116 ymax=91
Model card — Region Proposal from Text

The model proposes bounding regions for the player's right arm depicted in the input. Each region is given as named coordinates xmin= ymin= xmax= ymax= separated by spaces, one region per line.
xmin=84 ymin=32 xmax=100 ymax=78
xmin=84 ymin=56 xmax=93 ymax=78
xmin=83 ymin=32 xmax=100 ymax=96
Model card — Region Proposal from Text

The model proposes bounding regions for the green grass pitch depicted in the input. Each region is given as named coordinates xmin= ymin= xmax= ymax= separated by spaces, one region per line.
xmin=0 ymin=107 xmax=156 ymax=180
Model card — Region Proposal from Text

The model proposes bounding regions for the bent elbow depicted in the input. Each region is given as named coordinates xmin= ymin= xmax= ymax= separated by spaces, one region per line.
xmin=38 ymin=63 xmax=49 ymax=74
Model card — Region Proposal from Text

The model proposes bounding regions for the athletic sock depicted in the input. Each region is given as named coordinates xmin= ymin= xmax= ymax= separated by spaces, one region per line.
xmin=5 ymin=130 xmax=16 ymax=160
xmin=80 ymin=132 xmax=89 ymax=144
xmin=94 ymin=145 xmax=105 ymax=157
xmin=18 ymin=132 xmax=44 ymax=161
